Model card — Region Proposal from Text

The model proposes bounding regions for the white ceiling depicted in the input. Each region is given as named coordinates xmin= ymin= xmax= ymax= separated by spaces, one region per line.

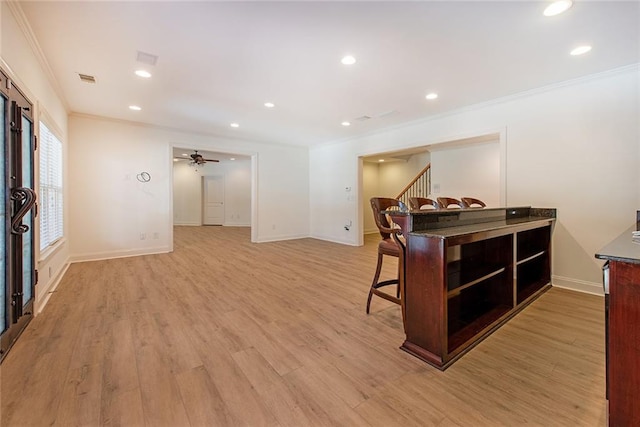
xmin=19 ymin=1 xmax=640 ymax=147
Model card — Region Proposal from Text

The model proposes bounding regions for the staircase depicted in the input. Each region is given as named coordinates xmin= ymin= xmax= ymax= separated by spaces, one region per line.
xmin=396 ymin=163 xmax=431 ymax=206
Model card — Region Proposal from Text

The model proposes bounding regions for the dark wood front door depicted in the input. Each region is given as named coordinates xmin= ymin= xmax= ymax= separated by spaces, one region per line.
xmin=1 ymin=68 xmax=37 ymax=361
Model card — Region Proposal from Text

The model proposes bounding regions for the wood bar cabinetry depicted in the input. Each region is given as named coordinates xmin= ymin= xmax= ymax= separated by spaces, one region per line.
xmin=390 ymin=207 xmax=555 ymax=370
xmin=596 ymin=225 xmax=640 ymax=426
xmin=606 ymin=261 xmax=640 ymax=426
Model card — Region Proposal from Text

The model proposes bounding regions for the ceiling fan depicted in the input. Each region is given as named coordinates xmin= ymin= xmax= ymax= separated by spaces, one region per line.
xmin=174 ymin=150 xmax=220 ymax=166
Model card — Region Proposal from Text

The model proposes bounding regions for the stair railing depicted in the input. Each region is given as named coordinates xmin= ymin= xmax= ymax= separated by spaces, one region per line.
xmin=396 ymin=163 xmax=431 ymax=206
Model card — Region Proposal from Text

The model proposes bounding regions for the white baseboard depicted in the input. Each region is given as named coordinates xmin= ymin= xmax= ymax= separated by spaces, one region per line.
xmin=255 ymin=233 xmax=309 ymax=243
xmin=552 ymin=275 xmax=603 ymax=296
xmin=173 ymin=222 xmax=201 ymax=226
xmin=309 ymin=233 xmax=359 ymax=246
xmin=36 ymin=261 xmax=70 ymax=315
xmin=310 ymin=235 xmax=360 ymax=246
xmin=69 ymin=246 xmax=171 ymax=263
xmin=223 ymin=223 xmax=251 ymax=227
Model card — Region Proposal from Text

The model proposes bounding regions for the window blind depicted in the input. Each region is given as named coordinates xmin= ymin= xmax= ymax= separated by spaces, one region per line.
xmin=39 ymin=122 xmax=63 ymax=251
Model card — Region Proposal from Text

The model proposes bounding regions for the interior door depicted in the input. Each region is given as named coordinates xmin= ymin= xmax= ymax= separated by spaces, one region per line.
xmin=1 ymin=70 xmax=37 ymax=361
xmin=202 ymin=176 xmax=224 ymax=225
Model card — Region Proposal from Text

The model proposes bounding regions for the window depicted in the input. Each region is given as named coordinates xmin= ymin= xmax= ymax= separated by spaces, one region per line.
xmin=39 ymin=122 xmax=63 ymax=251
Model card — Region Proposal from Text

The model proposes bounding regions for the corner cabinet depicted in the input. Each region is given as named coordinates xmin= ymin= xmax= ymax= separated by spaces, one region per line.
xmin=390 ymin=207 xmax=555 ymax=370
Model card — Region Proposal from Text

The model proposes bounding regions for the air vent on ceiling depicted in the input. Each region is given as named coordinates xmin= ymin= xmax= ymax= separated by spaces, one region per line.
xmin=354 ymin=115 xmax=372 ymax=122
xmin=376 ymin=109 xmax=397 ymax=118
xmin=136 ymin=50 xmax=158 ymax=66
xmin=78 ymin=73 xmax=96 ymax=83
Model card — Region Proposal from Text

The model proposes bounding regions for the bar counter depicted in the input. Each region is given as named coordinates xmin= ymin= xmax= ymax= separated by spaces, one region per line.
xmin=388 ymin=206 xmax=556 ymax=369
xmin=596 ymin=225 xmax=640 ymax=264
xmin=595 ymin=225 xmax=640 ymax=426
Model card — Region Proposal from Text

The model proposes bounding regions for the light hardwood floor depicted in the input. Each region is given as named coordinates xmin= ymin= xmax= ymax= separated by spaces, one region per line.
xmin=1 ymin=226 xmax=606 ymax=426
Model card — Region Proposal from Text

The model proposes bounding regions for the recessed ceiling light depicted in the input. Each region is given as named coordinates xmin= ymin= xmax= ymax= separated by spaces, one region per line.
xmin=135 ymin=70 xmax=152 ymax=78
xmin=426 ymin=93 xmax=438 ymax=100
xmin=230 ymin=158 xmax=236 ymax=161
xmin=570 ymin=45 xmax=592 ymax=56
xmin=173 ymin=158 xmax=179 ymax=162
xmin=264 ymin=102 xmax=275 ymax=108
xmin=230 ymin=123 xmax=239 ymax=128
xmin=544 ymin=0 xmax=573 ymax=17
xmin=378 ymin=159 xmax=385 ymax=163
xmin=341 ymin=121 xmax=351 ymax=126
xmin=182 ymin=153 xmax=189 ymax=156
xmin=129 ymin=105 xmax=142 ymax=111
xmin=341 ymin=55 xmax=356 ymax=65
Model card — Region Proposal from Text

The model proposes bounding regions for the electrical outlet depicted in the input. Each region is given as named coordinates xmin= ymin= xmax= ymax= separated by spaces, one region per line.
xmin=153 ymin=232 xmax=159 ymax=239
xmin=140 ymin=233 xmax=146 ymax=240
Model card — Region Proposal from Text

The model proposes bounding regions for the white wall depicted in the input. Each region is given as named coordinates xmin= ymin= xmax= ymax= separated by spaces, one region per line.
xmin=362 ymin=162 xmax=380 ymax=234
xmin=2 ymin=2 xmax=70 ymax=312
xmin=68 ymin=117 xmax=173 ymax=261
xmin=310 ymin=66 xmax=639 ymax=293
xmin=224 ymin=159 xmax=251 ymax=226
xmin=69 ymin=114 xmax=309 ymax=260
xmin=430 ymin=141 xmax=500 ymax=207
xmin=173 ymin=158 xmax=251 ymax=226
xmin=173 ymin=161 xmax=203 ymax=225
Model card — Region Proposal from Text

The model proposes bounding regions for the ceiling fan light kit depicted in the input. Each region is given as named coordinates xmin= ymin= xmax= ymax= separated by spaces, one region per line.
xmin=173 ymin=150 xmax=220 ymax=168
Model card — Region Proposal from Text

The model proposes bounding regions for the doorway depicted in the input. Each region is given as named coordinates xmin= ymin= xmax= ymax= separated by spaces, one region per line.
xmin=1 ymin=69 xmax=37 ymax=360
xmin=359 ymin=132 xmax=505 ymax=245
xmin=171 ymin=146 xmax=253 ymax=237
xmin=202 ymin=175 xmax=224 ymax=225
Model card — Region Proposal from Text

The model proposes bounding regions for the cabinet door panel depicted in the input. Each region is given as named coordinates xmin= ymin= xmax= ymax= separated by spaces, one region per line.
xmin=608 ymin=261 xmax=640 ymax=426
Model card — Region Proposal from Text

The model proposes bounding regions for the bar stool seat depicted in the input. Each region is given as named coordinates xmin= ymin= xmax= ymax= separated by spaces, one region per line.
xmin=378 ymin=237 xmax=398 ymax=255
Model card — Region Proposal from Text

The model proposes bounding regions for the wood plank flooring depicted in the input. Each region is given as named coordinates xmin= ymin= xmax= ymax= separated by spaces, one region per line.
xmin=1 ymin=226 xmax=606 ymax=426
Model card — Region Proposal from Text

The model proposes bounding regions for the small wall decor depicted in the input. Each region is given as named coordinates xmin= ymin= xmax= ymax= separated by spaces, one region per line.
xmin=136 ymin=172 xmax=151 ymax=182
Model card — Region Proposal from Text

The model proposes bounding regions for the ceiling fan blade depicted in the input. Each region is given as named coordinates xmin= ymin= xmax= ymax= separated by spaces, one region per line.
xmin=203 ymin=158 xmax=220 ymax=162
xmin=173 ymin=157 xmax=189 ymax=160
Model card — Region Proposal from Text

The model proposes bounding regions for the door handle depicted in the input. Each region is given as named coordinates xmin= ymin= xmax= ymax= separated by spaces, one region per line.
xmin=10 ymin=187 xmax=37 ymax=234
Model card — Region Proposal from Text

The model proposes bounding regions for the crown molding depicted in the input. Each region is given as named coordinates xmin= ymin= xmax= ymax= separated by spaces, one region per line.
xmin=316 ymin=63 xmax=640 ymax=150
xmin=6 ymin=1 xmax=70 ymax=111
xmin=69 ymin=112 xmax=298 ymax=150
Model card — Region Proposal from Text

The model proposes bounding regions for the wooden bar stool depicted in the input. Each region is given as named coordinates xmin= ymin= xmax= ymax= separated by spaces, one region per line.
xmin=437 ymin=197 xmax=464 ymax=209
xmin=391 ymin=228 xmax=407 ymax=331
xmin=366 ymin=197 xmax=403 ymax=314
xmin=408 ymin=197 xmax=439 ymax=210
xmin=461 ymin=197 xmax=486 ymax=208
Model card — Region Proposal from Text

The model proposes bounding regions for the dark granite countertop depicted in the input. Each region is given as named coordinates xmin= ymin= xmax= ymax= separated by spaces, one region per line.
xmin=389 ymin=206 xmax=532 ymax=216
xmin=387 ymin=206 xmax=556 ymax=236
xmin=596 ymin=226 xmax=640 ymax=264
xmin=409 ymin=216 xmax=555 ymax=239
